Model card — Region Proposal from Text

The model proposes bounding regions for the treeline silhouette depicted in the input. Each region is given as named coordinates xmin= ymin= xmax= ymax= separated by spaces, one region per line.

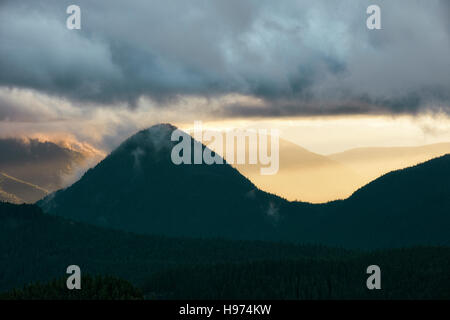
xmin=0 ymin=202 xmax=346 ymax=293
xmin=1 ymin=202 xmax=450 ymax=299
xmin=143 ymin=247 xmax=450 ymax=299
xmin=0 ymin=275 xmax=142 ymax=300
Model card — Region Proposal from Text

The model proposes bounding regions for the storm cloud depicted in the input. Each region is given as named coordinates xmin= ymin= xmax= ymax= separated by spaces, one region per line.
xmin=0 ymin=0 xmax=449 ymax=116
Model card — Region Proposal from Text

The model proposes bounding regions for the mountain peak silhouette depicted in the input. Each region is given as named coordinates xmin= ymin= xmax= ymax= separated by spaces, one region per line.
xmin=38 ymin=123 xmax=282 ymax=239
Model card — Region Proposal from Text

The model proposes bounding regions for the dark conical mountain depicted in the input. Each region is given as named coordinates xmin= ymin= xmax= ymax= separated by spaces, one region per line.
xmin=38 ymin=124 xmax=450 ymax=248
xmin=38 ymin=124 xmax=286 ymax=240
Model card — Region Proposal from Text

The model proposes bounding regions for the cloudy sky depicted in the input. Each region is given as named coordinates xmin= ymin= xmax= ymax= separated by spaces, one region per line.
xmin=0 ymin=0 xmax=449 ymax=153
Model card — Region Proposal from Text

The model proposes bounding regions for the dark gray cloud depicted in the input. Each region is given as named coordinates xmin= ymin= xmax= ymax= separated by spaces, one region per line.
xmin=220 ymin=89 xmax=450 ymax=118
xmin=0 ymin=0 xmax=449 ymax=115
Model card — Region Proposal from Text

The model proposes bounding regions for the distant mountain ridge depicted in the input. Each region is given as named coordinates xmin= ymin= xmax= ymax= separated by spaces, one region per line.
xmin=329 ymin=143 xmax=450 ymax=184
xmin=198 ymin=130 xmax=364 ymax=203
xmin=0 ymin=189 xmax=21 ymax=204
xmin=0 ymin=138 xmax=91 ymax=191
xmin=38 ymin=124 xmax=450 ymax=249
xmin=197 ymin=130 xmax=450 ymax=203
xmin=0 ymin=137 xmax=102 ymax=203
xmin=0 ymin=172 xmax=47 ymax=204
xmin=3 ymin=134 xmax=450 ymax=205
xmin=234 ymin=137 xmax=363 ymax=203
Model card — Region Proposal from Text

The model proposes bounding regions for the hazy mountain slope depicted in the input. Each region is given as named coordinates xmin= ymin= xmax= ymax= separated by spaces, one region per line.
xmin=38 ymin=124 xmax=287 ymax=240
xmin=0 ymin=138 xmax=97 ymax=192
xmin=0 ymin=172 xmax=47 ymax=203
xmin=205 ymin=131 xmax=450 ymax=203
xmin=0 ymin=189 xmax=22 ymax=204
xmin=329 ymin=143 xmax=450 ymax=184
xmin=195 ymin=130 xmax=363 ymax=202
xmin=232 ymin=137 xmax=363 ymax=203
xmin=243 ymin=140 xmax=450 ymax=203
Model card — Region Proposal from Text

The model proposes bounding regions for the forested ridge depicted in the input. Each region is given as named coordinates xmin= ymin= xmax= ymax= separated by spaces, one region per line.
xmin=1 ymin=202 xmax=450 ymax=299
xmin=0 ymin=275 xmax=143 ymax=300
